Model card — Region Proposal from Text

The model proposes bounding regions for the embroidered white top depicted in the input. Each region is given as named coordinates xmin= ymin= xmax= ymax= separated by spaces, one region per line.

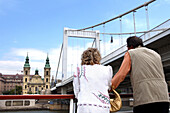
xmin=73 ymin=64 xmax=113 ymax=108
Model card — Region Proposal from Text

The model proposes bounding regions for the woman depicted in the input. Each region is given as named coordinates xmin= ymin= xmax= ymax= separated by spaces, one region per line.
xmin=73 ymin=48 xmax=113 ymax=113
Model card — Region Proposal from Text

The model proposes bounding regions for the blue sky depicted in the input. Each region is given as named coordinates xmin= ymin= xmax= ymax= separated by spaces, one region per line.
xmin=0 ymin=0 xmax=170 ymax=79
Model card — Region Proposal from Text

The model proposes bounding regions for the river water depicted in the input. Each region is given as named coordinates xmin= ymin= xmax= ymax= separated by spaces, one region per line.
xmin=0 ymin=110 xmax=68 ymax=113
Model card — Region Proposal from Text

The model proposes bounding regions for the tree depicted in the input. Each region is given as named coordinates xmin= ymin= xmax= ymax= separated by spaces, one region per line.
xmin=15 ymin=86 xmax=22 ymax=95
xmin=28 ymin=91 xmax=32 ymax=94
xmin=2 ymin=86 xmax=22 ymax=95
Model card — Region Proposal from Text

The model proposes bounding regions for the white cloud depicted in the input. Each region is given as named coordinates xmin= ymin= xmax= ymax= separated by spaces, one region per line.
xmin=11 ymin=48 xmax=47 ymax=61
xmin=0 ymin=47 xmax=60 ymax=79
xmin=0 ymin=60 xmax=23 ymax=74
xmin=0 ymin=36 xmax=124 ymax=81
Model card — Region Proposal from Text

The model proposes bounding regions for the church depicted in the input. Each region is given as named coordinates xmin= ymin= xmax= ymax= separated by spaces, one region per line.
xmin=22 ymin=54 xmax=51 ymax=95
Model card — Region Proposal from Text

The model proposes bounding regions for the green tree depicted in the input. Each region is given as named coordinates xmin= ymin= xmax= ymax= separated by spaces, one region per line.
xmin=28 ymin=91 xmax=32 ymax=94
xmin=15 ymin=86 xmax=22 ymax=95
xmin=2 ymin=86 xmax=22 ymax=95
xmin=2 ymin=91 xmax=10 ymax=95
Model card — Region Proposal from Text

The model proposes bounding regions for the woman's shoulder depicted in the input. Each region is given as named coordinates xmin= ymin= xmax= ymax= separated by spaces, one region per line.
xmin=98 ymin=64 xmax=112 ymax=68
xmin=93 ymin=64 xmax=112 ymax=71
xmin=82 ymin=64 xmax=112 ymax=70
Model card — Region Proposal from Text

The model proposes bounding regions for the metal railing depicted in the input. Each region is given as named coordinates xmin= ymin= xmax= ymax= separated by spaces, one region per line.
xmin=100 ymin=19 xmax=170 ymax=58
xmin=140 ymin=19 xmax=170 ymax=41
xmin=0 ymin=94 xmax=75 ymax=113
xmin=0 ymin=94 xmax=134 ymax=113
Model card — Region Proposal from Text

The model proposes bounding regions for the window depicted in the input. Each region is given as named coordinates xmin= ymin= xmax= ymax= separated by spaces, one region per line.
xmin=5 ymin=101 xmax=11 ymax=106
xmin=13 ymin=101 xmax=23 ymax=106
xmin=42 ymin=88 xmax=43 ymax=90
xmin=46 ymin=78 xmax=48 ymax=82
xmin=25 ymin=85 xmax=27 ymax=89
xmin=46 ymin=71 xmax=48 ymax=75
xmin=24 ymin=101 xmax=30 ymax=106
xmin=35 ymin=87 xmax=38 ymax=91
xmin=29 ymin=88 xmax=31 ymax=91
xmin=26 ymin=71 xmax=28 ymax=75
xmin=25 ymin=78 xmax=27 ymax=82
xmin=46 ymin=85 xmax=48 ymax=89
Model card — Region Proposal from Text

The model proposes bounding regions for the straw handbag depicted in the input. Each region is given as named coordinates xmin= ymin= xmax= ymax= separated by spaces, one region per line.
xmin=110 ymin=87 xmax=122 ymax=112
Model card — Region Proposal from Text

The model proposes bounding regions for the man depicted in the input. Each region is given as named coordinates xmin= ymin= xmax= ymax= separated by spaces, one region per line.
xmin=111 ymin=36 xmax=169 ymax=113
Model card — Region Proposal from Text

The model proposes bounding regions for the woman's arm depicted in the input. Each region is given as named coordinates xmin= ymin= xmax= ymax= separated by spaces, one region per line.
xmin=73 ymin=67 xmax=80 ymax=98
xmin=108 ymin=65 xmax=113 ymax=90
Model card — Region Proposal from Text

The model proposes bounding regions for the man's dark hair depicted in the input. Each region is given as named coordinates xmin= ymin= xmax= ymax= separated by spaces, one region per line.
xmin=126 ymin=36 xmax=144 ymax=48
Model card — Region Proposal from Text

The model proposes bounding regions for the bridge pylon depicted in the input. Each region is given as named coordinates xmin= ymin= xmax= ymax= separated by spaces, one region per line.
xmin=62 ymin=27 xmax=100 ymax=81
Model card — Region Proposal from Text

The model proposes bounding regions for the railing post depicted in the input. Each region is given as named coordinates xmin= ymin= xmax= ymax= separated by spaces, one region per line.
xmin=69 ymin=99 xmax=75 ymax=113
xmin=73 ymin=100 xmax=76 ymax=113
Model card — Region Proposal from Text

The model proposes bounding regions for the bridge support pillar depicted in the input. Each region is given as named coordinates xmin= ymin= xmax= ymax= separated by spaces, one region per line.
xmin=69 ymin=99 xmax=76 ymax=113
xmin=61 ymin=87 xmax=67 ymax=94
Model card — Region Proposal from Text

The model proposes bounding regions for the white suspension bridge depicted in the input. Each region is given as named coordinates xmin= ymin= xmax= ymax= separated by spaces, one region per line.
xmin=0 ymin=0 xmax=169 ymax=113
xmin=51 ymin=0 xmax=170 ymax=95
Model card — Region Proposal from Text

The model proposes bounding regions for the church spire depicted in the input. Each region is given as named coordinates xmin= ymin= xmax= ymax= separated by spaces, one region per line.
xmin=45 ymin=53 xmax=50 ymax=68
xmin=24 ymin=52 xmax=30 ymax=67
xmin=35 ymin=68 xmax=39 ymax=75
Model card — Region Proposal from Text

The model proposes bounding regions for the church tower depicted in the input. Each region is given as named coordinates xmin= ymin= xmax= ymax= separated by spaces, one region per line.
xmin=44 ymin=54 xmax=51 ymax=90
xmin=23 ymin=53 xmax=30 ymax=94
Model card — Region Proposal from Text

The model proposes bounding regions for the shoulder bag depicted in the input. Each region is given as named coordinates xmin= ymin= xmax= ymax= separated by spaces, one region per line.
xmin=110 ymin=87 xmax=122 ymax=112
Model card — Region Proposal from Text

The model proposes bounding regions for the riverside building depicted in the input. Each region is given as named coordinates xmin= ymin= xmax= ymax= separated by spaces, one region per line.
xmin=0 ymin=73 xmax=23 ymax=94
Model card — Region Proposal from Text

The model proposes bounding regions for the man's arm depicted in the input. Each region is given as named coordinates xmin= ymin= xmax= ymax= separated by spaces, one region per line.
xmin=111 ymin=52 xmax=131 ymax=89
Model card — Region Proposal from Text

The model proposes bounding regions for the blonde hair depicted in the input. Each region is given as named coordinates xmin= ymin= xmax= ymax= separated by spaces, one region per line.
xmin=81 ymin=48 xmax=101 ymax=65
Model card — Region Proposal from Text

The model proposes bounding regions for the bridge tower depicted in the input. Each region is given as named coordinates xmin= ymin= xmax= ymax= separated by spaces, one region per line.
xmin=62 ymin=28 xmax=100 ymax=81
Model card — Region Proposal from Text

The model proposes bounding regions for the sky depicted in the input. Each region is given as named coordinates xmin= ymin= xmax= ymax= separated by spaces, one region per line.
xmin=0 ymin=0 xmax=170 ymax=80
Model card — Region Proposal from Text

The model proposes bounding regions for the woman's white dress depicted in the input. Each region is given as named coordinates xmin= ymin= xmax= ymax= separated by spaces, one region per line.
xmin=73 ymin=64 xmax=112 ymax=113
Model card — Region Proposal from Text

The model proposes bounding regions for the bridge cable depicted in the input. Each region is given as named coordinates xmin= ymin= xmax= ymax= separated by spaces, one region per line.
xmin=91 ymin=39 xmax=95 ymax=48
xmin=145 ymin=5 xmax=150 ymax=39
xmin=119 ymin=17 xmax=123 ymax=45
xmin=55 ymin=43 xmax=63 ymax=84
xmin=76 ymin=38 xmax=79 ymax=68
xmin=133 ymin=11 xmax=136 ymax=36
xmin=99 ymin=28 xmax=167 ymax=35
xmin=71 ymin=38 xmax=74 ymax=76
xmin=103 ymin=24 xmax=106 ymax=56
xmin=79 ymin=0 xmax=155 ymax=31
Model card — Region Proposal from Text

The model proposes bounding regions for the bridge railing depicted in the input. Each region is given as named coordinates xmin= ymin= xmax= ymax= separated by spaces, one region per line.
xmin=101 ymin=19 xmax=170 ymax=58
xmin=140 ymin=19 xmax=170 ymax=41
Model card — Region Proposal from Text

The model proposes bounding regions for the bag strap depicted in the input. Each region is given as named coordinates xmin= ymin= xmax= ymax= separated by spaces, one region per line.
xmin=111 ymin=86 xmax=121 ymax=99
